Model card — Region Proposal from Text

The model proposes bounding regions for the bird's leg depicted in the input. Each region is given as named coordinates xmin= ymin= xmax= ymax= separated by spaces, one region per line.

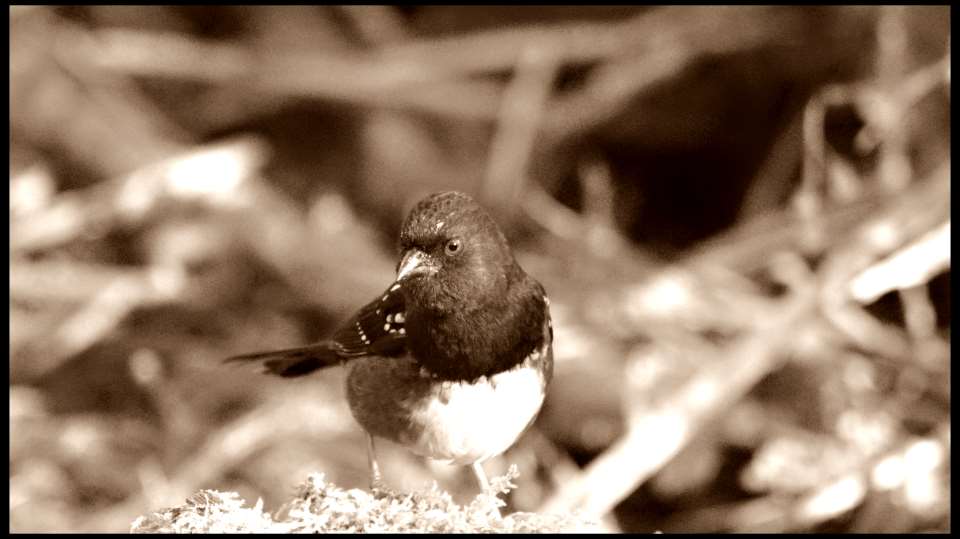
xmin=472 ymin=461 xmax=502 ymax=518
xmin=472 ymin=461 xmax=491 ymax=493
xmin=366 ymin=433 xmax=386 ymax=492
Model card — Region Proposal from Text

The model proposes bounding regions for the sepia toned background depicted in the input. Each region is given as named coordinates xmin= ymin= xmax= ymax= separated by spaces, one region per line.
xmin=9 ymin=5 xmax=950 ymax=533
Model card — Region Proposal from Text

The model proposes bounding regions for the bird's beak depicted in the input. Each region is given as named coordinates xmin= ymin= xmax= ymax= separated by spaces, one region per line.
xmin=396 ymin=249 xmax=436 ymax=281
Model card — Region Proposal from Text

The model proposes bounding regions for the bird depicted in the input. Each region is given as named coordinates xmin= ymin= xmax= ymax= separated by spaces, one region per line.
xmin=226 ymin=191 xmax=553 ymax=497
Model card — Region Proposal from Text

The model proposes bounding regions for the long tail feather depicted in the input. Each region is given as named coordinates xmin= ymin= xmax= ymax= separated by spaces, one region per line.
xmin=225 ymin=343 xmax=345 ymax=378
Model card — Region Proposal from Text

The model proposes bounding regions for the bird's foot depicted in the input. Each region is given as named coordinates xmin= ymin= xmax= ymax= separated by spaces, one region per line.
xmin=472 ymin=462 xmax=504 ymax=519
xmin=476 ymin=491 xmax=504 ymax=519
xmin=369 ymin=474 xmax=392 ymax=497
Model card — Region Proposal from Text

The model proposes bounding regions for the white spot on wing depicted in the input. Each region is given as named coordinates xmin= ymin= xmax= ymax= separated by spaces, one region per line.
xmin=356 ymin=322 xmax=370 ymax=345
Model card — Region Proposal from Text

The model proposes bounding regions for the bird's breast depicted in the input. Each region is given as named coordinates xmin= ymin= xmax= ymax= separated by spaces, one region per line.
xmin=345 ymin=345 xmax=550 ymax=465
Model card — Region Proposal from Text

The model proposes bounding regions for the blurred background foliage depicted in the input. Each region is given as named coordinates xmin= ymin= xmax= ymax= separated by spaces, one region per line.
xmin=9 ymin=5 xmax=950 ymax=533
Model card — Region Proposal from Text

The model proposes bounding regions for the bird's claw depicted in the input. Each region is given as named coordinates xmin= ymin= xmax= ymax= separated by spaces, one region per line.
xmin=369 ymin=476 xmax=391 ymax=497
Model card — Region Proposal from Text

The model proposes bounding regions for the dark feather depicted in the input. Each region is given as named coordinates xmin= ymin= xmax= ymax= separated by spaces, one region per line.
xmin=224 ymin=283 xmax=408 ymax=377
xmin=225 ymin=344 xmax=344 ymax=377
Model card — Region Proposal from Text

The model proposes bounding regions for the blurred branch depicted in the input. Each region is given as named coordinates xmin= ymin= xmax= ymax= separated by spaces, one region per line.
xmin=898 ymin=286 xmax=938 ymax=341
xmin=228 ymin=178 xmax=395 ymax=314
xmin=378 ymin=12 xmax=653 ymax=75
xmin=703 ymin=43 xmax=950 ymax=272
xmin=483 ymin=41 xmax=558 ymax=215
xmin=688 ymin=161 xmax=949 ymax=274
xmin=874 ymin=6 xmax=911 ymax=191
xmin=49 ymin=17 xmax=194 ymax=146
xmin=10 ymin=136 xmax=269 ymax=381
xmin=10 ymin=136 xmax=269 ymax=253
xmin=677 ymin=428 xmax=947 ymax=532
xmin=12 ymin=266 xmax=184 ymax=381
xmin=539 ymin=287 xmax=817 ymax=518
xmin=336 ymin=5 xmax=409 ymax=45
xmin=824 ymin=303 xmax=913 ymax=362
xmin=737 ymin=94 xmax=806 ymax=220
xmin=521 ymin=183 xmax=653 ymax=276
xmin=521 ymin=185 xmax=592 ymax=242
xmin=577 ymin=153 xmax=618 ymax=231
xmin=10 ymin=261 xmax=153 ymax=303
xmin=11 ymin=12 xmax=187 ymax=179
xmin=893 ymin=55 xmax=950 ymax=111
xmin=541 ymin=6 xmax=794 ymax=144
xmin=789 ymin=434 xmax=947 ymax=530
xmin=849 ymin=54 xmax=950 ymax=180
xmin=794 ymin=85 xmax=838 ymax=249
xmin=384 ymin=6 xmax=789 ymax=78
xmin=815 ymin=162 xmax=949 ymax=362
xmin=849 ymin=221 xmax=950 ymax=304
xmin=571 ymin=153 xmax=639 ymax=261
xmin=89 ymin=6 xmax=796 ymax=129
xmin=89 ymin=28 xmax=504 ymax=122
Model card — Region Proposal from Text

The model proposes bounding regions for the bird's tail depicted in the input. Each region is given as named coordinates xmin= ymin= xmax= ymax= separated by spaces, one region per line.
xmin=224 ymin=343 xmax=345 ymax=377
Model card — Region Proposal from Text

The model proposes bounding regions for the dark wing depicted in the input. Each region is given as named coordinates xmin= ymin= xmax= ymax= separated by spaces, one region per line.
xmin=225 ymin=283 xmax=408 ymax=377
xmin=329 ymin=282 xmax=407 ymax=357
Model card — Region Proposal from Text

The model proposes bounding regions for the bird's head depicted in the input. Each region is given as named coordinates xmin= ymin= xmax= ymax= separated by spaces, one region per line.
xmin=390 ymin=191 xmax=548 ymax=381
xmin=394 ymin=191 xmax=519 ymax=314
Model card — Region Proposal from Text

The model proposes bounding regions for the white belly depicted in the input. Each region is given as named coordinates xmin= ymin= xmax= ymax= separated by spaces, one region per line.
xmin=407 ymin=364 xmax=546 ymax=465
xmin=345 ymin=353 xmax=548 ymax=465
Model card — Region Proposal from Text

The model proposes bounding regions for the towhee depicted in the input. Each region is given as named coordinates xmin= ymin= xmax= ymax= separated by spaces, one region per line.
xmin=227 ymin=191 xmax=553 ymax=496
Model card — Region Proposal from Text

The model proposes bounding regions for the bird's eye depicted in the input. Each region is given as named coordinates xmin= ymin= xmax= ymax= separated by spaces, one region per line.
xmin=444 ymin=238 xmax=462 ymax=256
